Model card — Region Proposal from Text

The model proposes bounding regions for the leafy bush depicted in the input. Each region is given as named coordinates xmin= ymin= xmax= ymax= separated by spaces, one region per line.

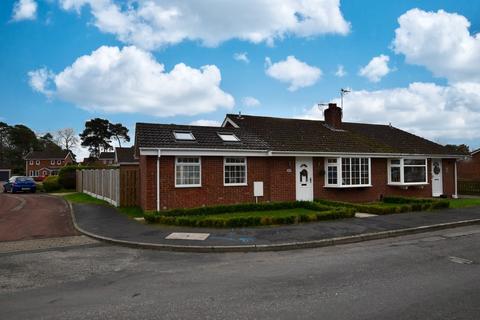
xmin=43 ymin=176 xmax=61 ymax=192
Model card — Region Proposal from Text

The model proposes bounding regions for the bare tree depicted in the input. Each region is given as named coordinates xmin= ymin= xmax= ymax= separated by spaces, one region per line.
xmin=56 ymin=128 xmax=79 ymax=151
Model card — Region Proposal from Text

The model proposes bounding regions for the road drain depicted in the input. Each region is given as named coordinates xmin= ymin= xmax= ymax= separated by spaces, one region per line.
xmin=448 ymin=256 xmax=473 ymax=265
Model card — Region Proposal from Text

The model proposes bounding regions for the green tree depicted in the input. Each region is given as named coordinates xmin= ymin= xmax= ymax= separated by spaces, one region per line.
xmin=445 ymin=144 xmax=470 ymax=155
xmin=80 ymin=118 xmax=113 ymax=158
xmin=109 ymin=123 xmax=130 ymax=148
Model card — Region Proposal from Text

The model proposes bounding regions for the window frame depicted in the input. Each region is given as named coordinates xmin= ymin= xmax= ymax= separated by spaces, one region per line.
xmin=51 ymin=160 xmax=55 ymax=165
xmin=388 ymin=158 xmax=428 ymax=186
xmin=29 ymin=160 xmax=33 ymax=165
xmin=324 ymin=157 xmax=372 ymax=188
xmin=35 ymin=160 xmax=40 ymax=165
xmin=57 ymin=160 xmax=62 ymax=165
xmin=223 ymin=157 xmax=248 ymax=186
xmin=174 ymin=157 xmax=202 ymax=188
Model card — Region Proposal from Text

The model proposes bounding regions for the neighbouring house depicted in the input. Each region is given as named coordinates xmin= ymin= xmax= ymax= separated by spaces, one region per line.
xmin=0 ymin=168 xmax=11 ymax=181
xmin=134 ymin=103 xmax=465 ymax=212
xmin=457 ymin=148 xmax=480 ymax=180
xmin=98 ymin=152 xmax=115 ymax=165
xmin=115 ymin=147 xmax=139 ymax=168
xmin=25 ymin=150 xmax=74 ymax=179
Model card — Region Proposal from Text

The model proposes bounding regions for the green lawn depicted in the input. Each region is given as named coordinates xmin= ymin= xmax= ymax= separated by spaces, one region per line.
xmin=448 ymin=198 xmax=480 ymax=209
xmin=176 ymin=208 xmax=318 ymax=221
xmin=63 ymin=192 xmax=143 ymax=218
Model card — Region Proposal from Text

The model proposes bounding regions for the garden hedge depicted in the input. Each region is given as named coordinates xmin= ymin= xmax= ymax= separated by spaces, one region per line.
xmin=43 ymin=175 xmax=61 ymax=192
xmin=144 ymin=207 xmax=355 ymax=228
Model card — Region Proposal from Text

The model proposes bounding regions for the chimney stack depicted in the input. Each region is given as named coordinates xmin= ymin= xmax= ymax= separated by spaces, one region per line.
xmin=324 ymin=103 xmax=342 ymax=129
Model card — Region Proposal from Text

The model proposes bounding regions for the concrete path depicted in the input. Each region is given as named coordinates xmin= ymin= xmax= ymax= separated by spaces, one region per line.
xmin=71 ymin=203 xmax=480 ymax=251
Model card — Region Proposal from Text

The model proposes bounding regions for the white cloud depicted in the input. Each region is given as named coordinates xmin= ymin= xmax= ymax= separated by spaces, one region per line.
xmin=28 ymin=46 xmax=234 ymax=117
xmin=12 ymin=0 xmax=37 ymax=21
xmin=335 ymin=64 xmax=346 ymax=77
xmin=242 ymin=96 xmax=261 ymax=107
xmin=189 ymin=119 xmax=221 ymax=127
xmin=265 ymin=55 xmax=322 ymax=91
xmin=393 ymin=9 xmax=480 ymax=83
xmin=59 ymin=0 xmax=350 ymax=50
xmin=28 ymin=67 xmax=54 ymax=96
xmin=233 ymin=52 xmax=249 ymax=64
xmin=302 ymin=82 xmax=480 ymax=142
xmin=359 ymin=54 xmax=391 ymax=83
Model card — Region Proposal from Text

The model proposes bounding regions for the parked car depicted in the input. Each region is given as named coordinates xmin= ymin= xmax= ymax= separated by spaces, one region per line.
xmin=3 ymin=176 xmax=37 ymax=193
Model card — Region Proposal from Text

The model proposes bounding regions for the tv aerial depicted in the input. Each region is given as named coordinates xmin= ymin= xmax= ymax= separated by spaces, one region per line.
xmin=340 ymin=88 xmax=350 ymax=109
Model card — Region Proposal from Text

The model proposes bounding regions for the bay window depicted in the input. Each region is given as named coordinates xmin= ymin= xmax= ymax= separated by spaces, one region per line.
xmin=388 ymin=158 xmax=427 ymax=185
xmin=325 ymin=157 xmax=371 ymax=187
xmin=175 ymin=157 xmax=201 ymax=187
xmin=224 ymin=157 xmax=247 ymax=186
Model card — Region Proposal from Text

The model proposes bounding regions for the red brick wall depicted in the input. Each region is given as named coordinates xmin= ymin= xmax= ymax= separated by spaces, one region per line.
xmin=457 ymin=153 xmax=480 ymax=180
xmin=139 ymin=156 xmax=457 ymax=211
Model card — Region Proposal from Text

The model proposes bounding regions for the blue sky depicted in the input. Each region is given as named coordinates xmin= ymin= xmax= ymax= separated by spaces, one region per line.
xmin=1 ymin=0 xmax=480 ymax=158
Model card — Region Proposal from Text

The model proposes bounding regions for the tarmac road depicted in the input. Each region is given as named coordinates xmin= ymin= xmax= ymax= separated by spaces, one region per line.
xmin=0 ymin=225 xmax=479 ymax=319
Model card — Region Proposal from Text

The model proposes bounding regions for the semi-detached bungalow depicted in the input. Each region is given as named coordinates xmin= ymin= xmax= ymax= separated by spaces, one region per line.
xmin=134 ymin=103 xmax=464 ymax=212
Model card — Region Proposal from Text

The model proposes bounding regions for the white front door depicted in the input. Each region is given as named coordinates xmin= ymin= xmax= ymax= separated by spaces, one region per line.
xmin=432 ymin=159 xmax=443 ymax=197
xmin=296 ymin=157 xmax=314 ymax=201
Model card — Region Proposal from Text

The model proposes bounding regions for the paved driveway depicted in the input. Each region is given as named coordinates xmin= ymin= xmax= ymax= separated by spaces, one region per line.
xmin=0 ymin=193 xmax=78 ymax=242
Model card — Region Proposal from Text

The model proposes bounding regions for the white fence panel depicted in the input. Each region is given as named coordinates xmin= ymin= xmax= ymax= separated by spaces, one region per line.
xmin=76 ymin=169 xmax=120 ymax=207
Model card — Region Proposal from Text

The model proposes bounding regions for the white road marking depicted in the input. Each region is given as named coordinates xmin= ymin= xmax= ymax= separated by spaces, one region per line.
xmin=448 ymin=256 xmax=473 ymax=265
xmin=165 ymin=232 xmax=210 ymax=241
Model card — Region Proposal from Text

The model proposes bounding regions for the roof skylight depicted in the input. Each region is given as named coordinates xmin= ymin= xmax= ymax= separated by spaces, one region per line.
xmin=218 ymin=132 xmax=240 ymax=142
xmin=174 ymin=131 xmax=195 ymax=141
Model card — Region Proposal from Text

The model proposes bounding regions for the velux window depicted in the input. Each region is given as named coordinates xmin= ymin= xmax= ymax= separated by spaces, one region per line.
xmin=325 ymin=157 xmax=371 ymax=187
xmin=218 ymin=132 xmax=240 ymax=142
xmin=224 ymin=157 xmax=247 ymax=186
xmin=174 ymin=131 xmax=195 ymax=141
xmin=175 ymin=157 xmax=201 ymax=187
xmin=388 ymin=158 xmax=427 ymax=185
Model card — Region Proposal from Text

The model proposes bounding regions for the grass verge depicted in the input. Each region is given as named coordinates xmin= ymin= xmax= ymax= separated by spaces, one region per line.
xmin=62 ymin=192 xmax=143 ymax=218
xmin=448 ymin=198 xmax=480 ymax=209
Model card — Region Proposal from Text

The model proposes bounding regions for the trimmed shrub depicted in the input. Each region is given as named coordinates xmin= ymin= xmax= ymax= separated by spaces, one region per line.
xmin=58 ymin=165 xmax=77 ymax=189
xmin=43 ymin=176 xmax=61 ymax=192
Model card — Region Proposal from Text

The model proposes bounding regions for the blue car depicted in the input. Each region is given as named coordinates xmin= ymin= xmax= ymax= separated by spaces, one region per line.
xmin=3 ymin=176 xmax=37 ymax=193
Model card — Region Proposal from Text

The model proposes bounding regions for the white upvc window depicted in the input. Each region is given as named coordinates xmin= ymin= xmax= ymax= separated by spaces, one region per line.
xmin=325 ymin=157 xmax=371 ymax=188
xmin=51 ymin=160 xmax=55 ymax=165
xmin=29 ymin=170 xmax=35 ymax=177
xmin=175 ymin=157 xmax=201 ymax=187
xmin=57 ymin=160 xmax=62 ymax=165
xmin=29 ymin=160 xmax=33 ymax=165
xmin=224 ymin=157 xmax=247 ymax=186
xmin=36 ymin=160 xmax=40 ymax=165
xmin=388 ymin=158 xmax=428 ymax=185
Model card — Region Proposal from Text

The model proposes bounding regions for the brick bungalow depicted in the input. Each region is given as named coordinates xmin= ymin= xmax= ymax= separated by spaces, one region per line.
xmin=457 ymin=148 xmax=480 ymax=180
xmin=135 ymin=103 xmax=464 ymax=212
xmin=25 ymin=150 xmax=74 ymax=179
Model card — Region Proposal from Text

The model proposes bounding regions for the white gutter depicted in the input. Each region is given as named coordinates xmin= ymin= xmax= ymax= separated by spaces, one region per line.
xmin=453 ymin=160 xmax=458 ymax=199
xmin=156 ymin=149 xmax=161 ymax=212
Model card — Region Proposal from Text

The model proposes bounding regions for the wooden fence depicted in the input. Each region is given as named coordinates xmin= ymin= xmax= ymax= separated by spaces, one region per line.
xmin=458 ymin=180 xmax=480 ymax=196
xmin=76 ymin=167 xmax=139 ymax=207
xmin=76 ymin=169 xmax=120 ymax=206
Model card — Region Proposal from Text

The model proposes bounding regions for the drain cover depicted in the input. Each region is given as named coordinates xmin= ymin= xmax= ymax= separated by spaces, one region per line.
xmin=165 ymin=232 xmax=210 ymax=241
xmin=448 ymin=256 xmax=473 ymax=265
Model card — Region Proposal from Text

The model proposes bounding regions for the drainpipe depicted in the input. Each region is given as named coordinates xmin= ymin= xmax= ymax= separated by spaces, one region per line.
xmin=453 ymin=160 xmax=458 ymax=199
xmin=157 ymin=149 xmax=161 ymax=212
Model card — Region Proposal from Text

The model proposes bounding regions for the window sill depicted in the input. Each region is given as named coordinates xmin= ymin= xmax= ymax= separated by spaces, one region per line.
xmin=224 ymin=183 xmax=248 ymax=187
xmin=388 ymin=183 xmax=429 ymax=187
xmin=324 ymin=184 xmax=372 ymax=188
xmin=175 ymin=185 xmax=202 ymax=188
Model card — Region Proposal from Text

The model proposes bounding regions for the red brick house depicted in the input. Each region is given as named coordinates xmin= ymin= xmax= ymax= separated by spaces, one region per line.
xmin=99 ymin=152 xmax=115 ymax=165
xmin=25 ymin=150 xmax=74 ymax=179
xmin=457 ymin=148 xmax=480 ymax=180
xmin=135 ymin=103 xmax=465 ymax=212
